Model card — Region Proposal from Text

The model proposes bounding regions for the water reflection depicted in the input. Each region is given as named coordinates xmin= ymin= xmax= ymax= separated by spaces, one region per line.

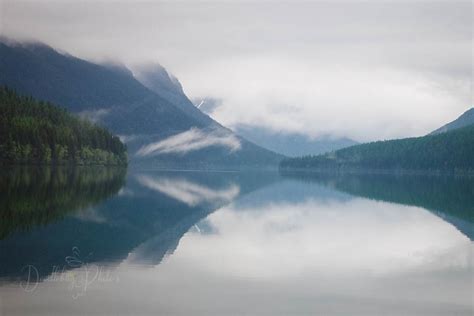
xmin=0 ymin=170 xmax=472 ymax=315
xmin=281 ymin=172 xmax=474 ymax=239
xmin=143 ymin=179 xmax=471 ymax=315
xmin=136 ymin=175 xmax=240 ymax=206
xmin=0 ymin=169 xmax=277 ymax=280
xmin=176 ymin=188 xmax=469 ymax=278
xmin=0 ymin=167 xmax=126 ymax=239
xmin=0 ymin=167 xmax=126 ymax=279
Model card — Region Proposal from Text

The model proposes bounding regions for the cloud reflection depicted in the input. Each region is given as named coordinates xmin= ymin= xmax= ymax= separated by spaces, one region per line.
xmin=170 ymin=198 xmax=471 ymax=278
xmin=136 ymin=175 xmax=240 ymax=206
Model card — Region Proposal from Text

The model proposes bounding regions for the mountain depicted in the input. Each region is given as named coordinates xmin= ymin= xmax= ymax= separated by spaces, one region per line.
xmin=0 ymin=41 xmax=198 ymax=134
xmin=235 ymin=126 xmax=358 ymax=157
xmin=431 ymin=108 xmax=474 ymax=135
xmin=0 ymin=87 xmax=127 ymax=165
xmin=280 ymin=124 xmax=474 ymax=174
xmin=0 ymin=40 xmax=282 ymax=169
xmin=132 ymin=63 xmax=216 ymax=127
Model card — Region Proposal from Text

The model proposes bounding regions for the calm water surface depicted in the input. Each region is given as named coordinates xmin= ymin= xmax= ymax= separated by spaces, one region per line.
xmin=0 ymin=168 xmax=472 ymax=315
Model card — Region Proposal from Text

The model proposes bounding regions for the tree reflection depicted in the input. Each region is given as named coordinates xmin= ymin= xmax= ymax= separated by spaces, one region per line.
xmin=0 ymin=167 xmax=126 ymax=239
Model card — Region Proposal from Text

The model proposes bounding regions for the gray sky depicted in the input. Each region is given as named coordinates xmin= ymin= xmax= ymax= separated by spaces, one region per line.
xmin=1 ymin=0 xmax=472 ymax=141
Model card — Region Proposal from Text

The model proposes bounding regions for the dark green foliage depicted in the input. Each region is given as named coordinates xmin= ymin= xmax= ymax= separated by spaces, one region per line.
xmin=0 ymin=86 xmax=127 ymax=165
xmin=280 ymin=124 xmax=474 ymax=174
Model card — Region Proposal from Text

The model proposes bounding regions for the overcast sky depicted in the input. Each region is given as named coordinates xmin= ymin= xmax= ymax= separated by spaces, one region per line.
xmin=1 ymin=0 xmax=472 ymax=141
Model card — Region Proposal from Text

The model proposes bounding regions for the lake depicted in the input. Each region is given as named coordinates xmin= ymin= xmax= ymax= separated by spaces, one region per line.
xmin=0 ymin=167 xmax=472 ymax=315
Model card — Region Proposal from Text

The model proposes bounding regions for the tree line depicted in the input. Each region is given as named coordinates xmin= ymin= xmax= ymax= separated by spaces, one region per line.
xmin=0 ymin=86 xmax=127 ymax=165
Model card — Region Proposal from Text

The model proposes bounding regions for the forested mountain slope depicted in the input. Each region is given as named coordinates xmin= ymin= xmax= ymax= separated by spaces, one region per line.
xmin=0 ymin=40 xmax=282 ymax=169
xmin=0 ymin=41 xmax=199 ymax=135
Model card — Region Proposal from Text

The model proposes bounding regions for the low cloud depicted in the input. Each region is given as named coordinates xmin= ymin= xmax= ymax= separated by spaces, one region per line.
xmin=185 ymin=58 xmax=470 ymax=142
xmin=117 ymin=135 xmax=138 ymax=144
xmin=136 ymin=128 xmax=241 ymax=157
xmin=136 ymin=175 xmax=240 ymax=206
xmin=77 ymin=109 xmax=110 ymax=124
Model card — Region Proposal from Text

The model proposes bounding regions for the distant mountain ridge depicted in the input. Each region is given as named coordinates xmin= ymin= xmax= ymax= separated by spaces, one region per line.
xmin=0 ymin=40 xmax=282 ymax=169
xmin=431 ymin=108 xmax=474 ymax=135
xmin=192 ymin=98 xmax=358 ymax=157
xmin=235 ymin=125 xmax=358 ymax=157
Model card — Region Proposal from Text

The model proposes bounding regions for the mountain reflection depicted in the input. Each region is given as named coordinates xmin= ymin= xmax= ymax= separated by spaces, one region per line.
xmin=101 ymin=178 xmax=469 ymax=316
xmin=0 ymin=170 xmax=276 ymax=280
xmin=0 ymin=171 xmax=472 ymax=315
xmin=1 ymin=169 xmax=471 ymax=293
xmin=169 ymin=185 xmax=470 ymax=278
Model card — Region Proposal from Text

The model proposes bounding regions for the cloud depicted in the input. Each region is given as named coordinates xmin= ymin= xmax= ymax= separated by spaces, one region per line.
xmin=117 ymin=134 xmax=138 ymax=144
xmin=1 ymin=0 xmax=471 ymax=140
xmin=187 ymin=58 xmax=470 ymax=141
xmin=136 ymin=175 xmax=240 ymax=206
xmin=77 ymin=109 xmax=110 ymax=124
xmin=136 ymin=128 xmax=241 ymax=156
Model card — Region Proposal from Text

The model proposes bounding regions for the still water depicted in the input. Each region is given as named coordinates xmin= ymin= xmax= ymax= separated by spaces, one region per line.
xmin=0 ymin=167 xmax=472 ymax=315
